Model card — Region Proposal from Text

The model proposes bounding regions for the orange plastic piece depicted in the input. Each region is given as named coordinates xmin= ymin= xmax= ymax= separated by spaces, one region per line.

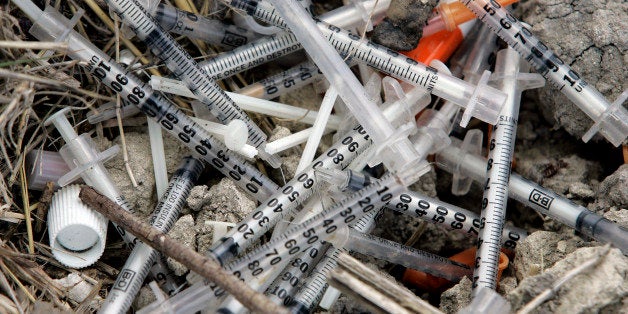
xmin=402 ymin=28 xmax=464 ymax=65
xmin=401 ymin=247 xmax=509 ymax=292
xmin=435 ymin=0 xmax=519 ymax=32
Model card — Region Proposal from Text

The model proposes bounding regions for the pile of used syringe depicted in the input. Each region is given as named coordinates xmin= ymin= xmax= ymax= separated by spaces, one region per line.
xmin=4 ymin=0 xmax=627 ymax=313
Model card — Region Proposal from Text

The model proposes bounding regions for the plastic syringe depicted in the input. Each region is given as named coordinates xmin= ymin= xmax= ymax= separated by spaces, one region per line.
xmin=473 ymin=47 xmax=544 ymax=292
xmin=99 ymin=156 xmax=204 ymax=314
xmin=208 ymin=124 xmax=373 ymax=266
xmin=138 ymin=0 xmax=258 ymax=49
xmin=289 ymin=170 xmax=525 ymax=313
xmin=101 ymin=0 xmax=278 ymax=165
xmin=318 ymin=168 xmax=527 ymax=250
xmin=422 ymin=0 xmax=518 ymax=37
xmin=236 ymin=61 xmax=323 ymax=99
xmin=436 ymin=136 xmax=628 ymax=254
xmin=330 ymin=227 xmax=473 ymax=282
xmin=226 ymin=0 xmax=508 ymax=127
xmin=43 ymin=107 xmax=180 ymax=295
xmin=208 ymin=78 xmax=432 ymax=266
xmin=16 ymin=1 xmax=279 ymax=202
xmin=266 ymin=0 xmax=429 ymax=178
xmin=208 ymin=172 xmax=409 ymax=312
xmin=461 ymin=0 xmax=628 ymax=146
xmin=198 ymin=0 xmax=390 ymax=81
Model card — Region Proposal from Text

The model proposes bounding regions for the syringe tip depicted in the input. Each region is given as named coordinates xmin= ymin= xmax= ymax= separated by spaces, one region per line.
xmin=315 ymin=167 xmax=349 ymax=189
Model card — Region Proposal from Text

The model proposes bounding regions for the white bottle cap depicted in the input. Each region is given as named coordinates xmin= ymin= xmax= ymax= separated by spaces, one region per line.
xmin=48 ymin=184 xmax=107 ymax=268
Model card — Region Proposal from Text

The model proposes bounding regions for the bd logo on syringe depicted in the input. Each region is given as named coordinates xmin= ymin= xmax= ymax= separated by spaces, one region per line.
xmin=113 ymin=269 xmax=137 ymax=292
xmin=529 ymin=189 xmax=554 ymax=210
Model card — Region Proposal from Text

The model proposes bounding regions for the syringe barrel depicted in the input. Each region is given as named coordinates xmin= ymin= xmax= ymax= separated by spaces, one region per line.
xmin=341 ymin=229 xmax=472 ymax=281
xmin=209 ymin=124 xmax=373 ymax=265
xmin=153 ymin=3 xmax=257 ymax=48
xmin=236 ymin=61 xmax=323 ymax=99
xmin=463 ymin=0 xmax=628 ymax=146
xmin=576 ymin=213 xmax=628 ymax=254
xmin=437 ymin=143 xmax=628 ymax=253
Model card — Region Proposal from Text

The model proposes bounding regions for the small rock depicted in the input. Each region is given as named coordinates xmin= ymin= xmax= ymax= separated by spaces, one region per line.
xmin=498 ymin=276 xmax=518 ymax=296
xmin=133 ymin=286 xmax=157 ymax=310
xmin=186 ymin=185 xmax=211 ymax=212
xmin=53 ymin=273 xmax=102 ymax=310
xmin=370 ymin=0 xmax=439 ymax=51
xmin=193 ymin=178 xmax=257 ymax=254
xmin=568 ymin=182 xmax=595 ymax=199
xmin=166 ymin=215 xmax=196 ymax=276
xmin=591 ymin=164 xmax=628 ymax=216
xmin=107 ymin=131 xmax=188 ymax=219
xmin=268 ymin=126 xmax=292 ymax=143
xmin=508 ymin=246 xmax=628 ymax=313
xmin=516 ymin=0 xmax=627 ymax=140
xmin=513 ymin=231 xmax=584 ymax=280
xmin=439 ymin=276 xmax=472 ymax=314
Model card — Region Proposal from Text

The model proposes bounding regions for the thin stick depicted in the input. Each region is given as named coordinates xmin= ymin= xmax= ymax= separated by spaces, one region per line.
xmin=78 ymin=186 xmax=288 ymax=314
xmin=517 ymin=244 xmax=612 ymax=314
xmin=0 ymin=40 xmax=68 ymax=51
xmin=0 ymin=68 xmax=112 ymax=101
xmin=18 ymin=162 xmax=34 ymax=254
xmin=329 ymin=252 xmax=443 ymax=314
xmin=0 ymin=265 xmax=24 ymax=314
xmin=113 ymin=15 xmax=138 ymax=188
xmin=0 ymin=260 xmax=36 ymax=303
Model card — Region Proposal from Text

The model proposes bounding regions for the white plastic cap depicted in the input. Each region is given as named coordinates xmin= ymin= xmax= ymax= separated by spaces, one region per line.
xmin=48 ymin=185 xmax=107 ymax=268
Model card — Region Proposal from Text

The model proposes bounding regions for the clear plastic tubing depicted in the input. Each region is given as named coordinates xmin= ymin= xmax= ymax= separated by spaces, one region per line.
xmin=460 ymin=0 xmax=628 ymax=146
xmin=227 ymin=0 xmax=508 ymax=127
xmin=436 ymin=141 xmax=628 ymax=255
xmin=16 ymin=1 xmax=279 ymax=203
xmin=236 ymin=61 xmax=323 ymax=99
xmin=101 ymin=0 xmax=276 ymax=165
xmin=198 ymin=0 xmax=391 ymax=81
xmin=331 ymin=227 xmax=472 ymax=282
xmin=99 ymin=157 xmax=204 ymax=314
xmin=138 ymin=0 xmax=258 ymax=49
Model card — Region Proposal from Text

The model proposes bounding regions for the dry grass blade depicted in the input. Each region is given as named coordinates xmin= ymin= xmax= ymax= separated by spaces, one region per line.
xmin=0 ymin=41 xmax=68 ymax=51
xmin=0 ymin=68 xmax=113 ymax=101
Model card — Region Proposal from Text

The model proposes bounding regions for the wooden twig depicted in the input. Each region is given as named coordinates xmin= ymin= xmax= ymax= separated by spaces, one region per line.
xmin=517 ymin=244 xmax=612 ymax=314
xmin=34 ymin=182 xmax=55 ymax=233
xmin=78 ymin=186 xmax=288 ymax=314
xmin=329 ymin=252 xmax=443 ymax=314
